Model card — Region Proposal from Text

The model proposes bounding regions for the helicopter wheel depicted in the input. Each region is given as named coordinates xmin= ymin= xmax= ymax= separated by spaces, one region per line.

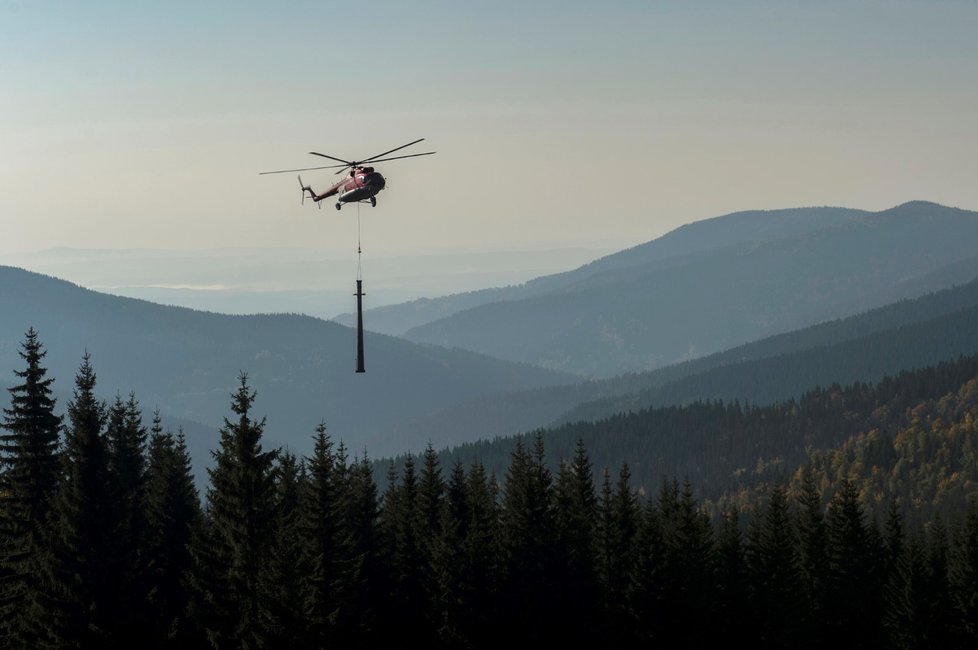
xmin=335 ymin=202 xmax=342 ymax=211
xmin=370 ymin=197 xmax=377 ymax=207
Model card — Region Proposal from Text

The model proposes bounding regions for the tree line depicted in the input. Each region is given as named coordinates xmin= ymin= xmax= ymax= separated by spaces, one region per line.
xmin=437 ymin=352 xmax=978 ymax=518
xmin=1 ymin=329 xmax=977 ymax=648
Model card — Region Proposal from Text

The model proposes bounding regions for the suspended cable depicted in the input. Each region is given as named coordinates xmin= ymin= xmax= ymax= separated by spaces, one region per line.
xmin=357 ymin=201 xmax=363 ymax=281
xmin=354 ymin=200 xmax=366 ymax=373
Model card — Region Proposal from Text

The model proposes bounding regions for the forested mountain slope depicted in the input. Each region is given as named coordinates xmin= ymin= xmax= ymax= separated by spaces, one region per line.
xmin=416 ymin=353 xmax=978 ymax=510
xmin=385 ymin=276 xmax=978 ymax=449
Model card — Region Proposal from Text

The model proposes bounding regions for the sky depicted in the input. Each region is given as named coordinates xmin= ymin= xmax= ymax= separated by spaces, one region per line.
xmin=2 ymin=0 xmax=978 ymax=256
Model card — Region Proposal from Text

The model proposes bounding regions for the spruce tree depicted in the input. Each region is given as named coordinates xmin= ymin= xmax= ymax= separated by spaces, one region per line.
xmin=880 ymin=502 xmax=909 ymax=649
xmin=104 ymin=393 xmax=149 ymax=645
xmin=500 ymin=435 xmax=558 ymax=641
xmin=747 ymin=485 xmax=806 ymax=648
xmin=259 ymin=452 xmax=308 ymax=649
xmin=378 ymin=453 xmax=427 ymax=643
xmin=713 ymin=508 xmax=751 ymax=645
xmin=201 ymin=374 xmax=278 ymax=649
xmin=824 ymin=478 xmax=880 ymax=649
xmin=144 ymin=416 xmax=201 ymax=648
xmin=795 ymin=468 xmax=828 ymax=642
xmin=416 ymin=443 xmax=445 ymax=634
xmin=48 ymin=353 xmax=112 ymax=648
xmin=417 ymin=444 xmax=445 ymax=541
xmin=0 ymin=329 xmax=62 ymax=646
xmin=629 ymin=488 xmax=668 ymax=642
xmin=678 ymin=481 xmax=715 ymax=646
xmin=433 ymin=461 xmax=470 ymax=646
xmin=921 ymin=519 xmax=953 ymax=647
xmin=882 ymin=532 xmax=929 ymax=650
xmin=457 ymin=461 xmax=502 ymax=649
xmin=433 ymin=461 xmax=503 ymax=649
xmin=595 ymin=465 xmax=638 ymax=643
xmin=553 ymin=439 xmax=599 ymax=644
xmin=300 ymin=422 xmax=341 ymax=646
xmin=949 ymin=502 xmax=978 ymax=645
xmin=334 ymin=454 xmax=383 ymax=649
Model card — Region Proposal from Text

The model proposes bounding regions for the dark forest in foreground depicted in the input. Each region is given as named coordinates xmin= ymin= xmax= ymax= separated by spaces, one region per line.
xmin=2 ymin=330 xmax=977 ymax=648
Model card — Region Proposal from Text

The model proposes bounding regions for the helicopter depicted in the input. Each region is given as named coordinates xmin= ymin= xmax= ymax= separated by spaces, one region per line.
xmin=259 ymin=138 xmax=435 ymax=210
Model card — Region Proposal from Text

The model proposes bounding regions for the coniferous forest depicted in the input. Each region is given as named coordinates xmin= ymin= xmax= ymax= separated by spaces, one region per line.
xmin=2 ymin=329 xmax=978 ymax=648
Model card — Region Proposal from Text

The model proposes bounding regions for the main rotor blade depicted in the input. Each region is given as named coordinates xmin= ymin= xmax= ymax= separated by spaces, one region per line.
xmin=259 ymin=163 xmax=349 ymax=175
xmin=362 ymin=151 xmax=436 ymax=165
xmin=360 ymin=138 xmax=425 ymax=164
xmin=308 ymin=151 xmax=354 ymax=165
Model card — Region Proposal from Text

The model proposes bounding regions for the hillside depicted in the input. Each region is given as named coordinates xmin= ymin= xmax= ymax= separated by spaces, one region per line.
xmin=0 ymin=266 xmax=572 ymax=460
xmin=402 ymin=201 xmax=978 ymax=377
xmin=412 ymin=353 xmax=978 ymax=512
xmin=335 ymin=205 xmax=868 ymax=335
xmin=714 ymin=375 xmax=978 ymax=525
xmin=382 ymin=275 xmax=978 ymax=449
xmin=561 ymin=291 xmax=978 ymax=423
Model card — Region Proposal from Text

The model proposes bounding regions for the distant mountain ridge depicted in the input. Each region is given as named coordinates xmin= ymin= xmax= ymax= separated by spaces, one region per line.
xmin=381 ymin=274 xmax=978 ymax=451
xmin=0 ymin=266 xmax=572 ymax=464
xmin=335 ymin=205 xmax=869 ymax=335
xmin=400 ymin=201 xmax=978 ymax=376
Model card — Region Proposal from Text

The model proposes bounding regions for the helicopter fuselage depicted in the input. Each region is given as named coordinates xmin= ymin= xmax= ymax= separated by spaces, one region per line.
xmin=314 ymin=166 xmax=386 ymax=205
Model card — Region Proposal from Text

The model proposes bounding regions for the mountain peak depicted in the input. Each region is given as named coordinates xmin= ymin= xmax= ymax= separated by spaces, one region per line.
xmin=878 ymin=200 xmax=958 ymax=215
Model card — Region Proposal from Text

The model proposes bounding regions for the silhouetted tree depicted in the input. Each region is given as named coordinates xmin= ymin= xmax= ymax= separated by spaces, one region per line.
xmin=553 ymin=439 xmax=599 ymax=644
xmin=300 ymin=422 xmax=341 ymax=646
xmin=0 ymin=329 xmax=62 ymax=645
xmin=259 ymin=452 xmax=308 ymax=649
xmin=417 ymin=443 xmax=445 ymax=633
xmin=921 ymin=519 xmax=954 ymax=647
xmin=665 ymin=480 xmax=713 ymax=648
xmin=449 ymin=461 xmax=501 ymax=649
xmin=596 ymin=464 xmax=638 ymax=643
xmin=824 ymin=479 xmax=880 ymax=649
xmin=334 ymin=454 xmax=383 ymax=649
xmin=378 ymin=452 xmax=427 ymax=644
xmin=104 ymin=393 xmax=149 ymax=644
xmin=144 ymin=416 xmax=200 ymax=648
xmin=500 ymin=435 xmax=558 ymax=641
xmin=48 ymin=353 xmax=112 ymax=648
xmin=949 ymin=502 xmax=978 ymax=645
xmin=713 ymin=507 xmax=751 ymax=644
xmin=795 ymin=468 xmax=828 ymax=645
xmin=200 ymin=374 xmax=277 ymax=649
xmin=748 ymin=485 xmax=806 ymax=648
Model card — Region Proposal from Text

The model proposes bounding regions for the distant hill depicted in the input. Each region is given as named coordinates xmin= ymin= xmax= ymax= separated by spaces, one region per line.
xmin=335 ymin=205 xmax=867 ymax=335
xmin=395 ymin=201 xmax=978 ymax=377
xmin=0 ymin=266 xmax=573 ymax=464
xmin=381 ymin=275 xmax=978 ymax=450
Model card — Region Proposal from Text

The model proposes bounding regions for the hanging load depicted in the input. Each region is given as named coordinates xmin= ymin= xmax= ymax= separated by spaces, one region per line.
xmin=260 ymin=139 xmax=435 ymax=373
xmin=355 ymin=279 xmax=366 ymax=374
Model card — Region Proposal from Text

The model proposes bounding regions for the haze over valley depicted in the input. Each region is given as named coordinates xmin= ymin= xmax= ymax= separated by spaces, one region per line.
xmin=0 ymin=245 xmax=612 ymax=320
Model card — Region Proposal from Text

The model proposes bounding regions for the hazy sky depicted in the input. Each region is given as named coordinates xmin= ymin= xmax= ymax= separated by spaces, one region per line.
xmin=3 ymin=1 xmax=977 ymax=256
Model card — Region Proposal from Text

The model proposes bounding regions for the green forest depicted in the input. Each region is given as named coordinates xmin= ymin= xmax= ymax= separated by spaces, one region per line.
xmin=2 ymin=329 xmax=977 ymax=648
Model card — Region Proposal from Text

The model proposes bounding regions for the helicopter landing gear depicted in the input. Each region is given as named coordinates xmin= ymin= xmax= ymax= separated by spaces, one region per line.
xmin=335 ymin=202 xmax=342 ymax=211
xmin=370 ymin=196 xmax=377 ymax=207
